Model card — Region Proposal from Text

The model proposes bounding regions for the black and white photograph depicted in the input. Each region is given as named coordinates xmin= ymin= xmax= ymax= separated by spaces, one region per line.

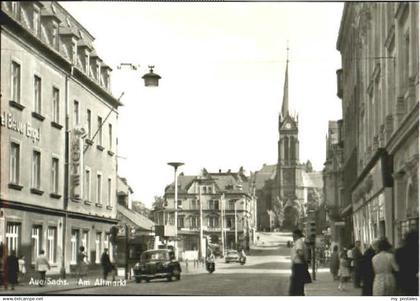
xmin=0 ymin=0 xmax=418 ymax=298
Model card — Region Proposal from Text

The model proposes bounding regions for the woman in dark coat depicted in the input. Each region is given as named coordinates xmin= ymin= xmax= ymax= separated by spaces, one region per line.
xmin=360 ymin=243 xmax=377 ymax=296
xmin=5 ymin=250 xmax=19 ymax=290
xmin=329 ymin=245 xmax=339 ymax=280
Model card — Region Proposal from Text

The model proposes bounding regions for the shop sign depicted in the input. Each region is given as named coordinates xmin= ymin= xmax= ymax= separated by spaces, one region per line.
xmin=70 ymin=127 xmax=85 ymax=200
xmin=1 ymin=111 xmax=40 ymax=142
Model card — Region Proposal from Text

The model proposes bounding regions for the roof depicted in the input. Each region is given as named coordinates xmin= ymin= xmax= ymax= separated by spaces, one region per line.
xmin=253 ymin=164 xmax=276 ymax=190
xmin=302 ymin=171 xmax=323 ymax=188
xmin=117 ymin=204 xmax=155 ymax=230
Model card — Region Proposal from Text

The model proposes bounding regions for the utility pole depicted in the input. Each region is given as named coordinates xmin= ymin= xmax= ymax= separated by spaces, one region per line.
xmin=220 ymin=193 xmax=225 ymax=257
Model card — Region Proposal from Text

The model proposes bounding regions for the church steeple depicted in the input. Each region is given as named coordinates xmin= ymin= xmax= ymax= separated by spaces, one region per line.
xmin=281 ymin=45 xmax=289 ymax=119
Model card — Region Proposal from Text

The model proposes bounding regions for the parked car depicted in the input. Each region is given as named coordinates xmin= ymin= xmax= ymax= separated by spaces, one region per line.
xmin=225 ymin=250 xmax=240 ymax=263
xmin=133 ymin=249 xmax=181 ymax=283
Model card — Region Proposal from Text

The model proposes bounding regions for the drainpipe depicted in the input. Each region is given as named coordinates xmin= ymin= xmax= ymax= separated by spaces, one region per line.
xmin=61 ymin=65 xmax=73 ymax=278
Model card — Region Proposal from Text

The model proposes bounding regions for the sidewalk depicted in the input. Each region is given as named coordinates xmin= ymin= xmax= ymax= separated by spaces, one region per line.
xmin=305 ymin=268 xmax=362 ymax=296
xmin=0 ymin=273 xmax=131 ymax=295
xmin=0 ymin=263 xmax=207 ymax=295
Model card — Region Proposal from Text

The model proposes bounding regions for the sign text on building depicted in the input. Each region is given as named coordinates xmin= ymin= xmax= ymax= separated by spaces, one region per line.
xmin=1 ymin=111 xmax=40 ymax=142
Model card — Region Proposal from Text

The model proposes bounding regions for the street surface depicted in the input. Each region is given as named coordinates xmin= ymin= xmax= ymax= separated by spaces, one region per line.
xmin=53 ymin=232 xmax=293 ymax=295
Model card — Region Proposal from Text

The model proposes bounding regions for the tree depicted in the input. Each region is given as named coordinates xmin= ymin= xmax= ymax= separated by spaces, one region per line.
xmin=152 ymin=196 xmax=166 ymax=210
xmin=272 ymin=196 xmax=285 ymax=228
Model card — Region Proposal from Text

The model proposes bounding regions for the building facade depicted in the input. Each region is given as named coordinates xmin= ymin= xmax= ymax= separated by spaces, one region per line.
xmin=154 ymin=169 xmax=257 ymax=258
xmin=1 ymin=1 xmax=120 ymax=275
xmin=336 ymin=2 xmax=418 ymax=249
xmin=323 ymin=120 xmax=347 ymax=247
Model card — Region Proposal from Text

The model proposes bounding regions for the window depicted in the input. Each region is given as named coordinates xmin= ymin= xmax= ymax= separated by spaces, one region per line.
xmin=51 ymin=23 xmax=58 ymax=49
xmin=11 ymin=61 xmax=21 ymax=103
xmin=52 ymin=87 xmax=60 ymax=123
xmin=71 ymin=229 xmax=80 ymax=264
xmin=191 ymin=199 xmax=197 ymax=210
xmin=9 ymin=142 xmax=20 ymax=184
xmin=228 ymin=200 xmax=235 ymax=210
xmin=209 ymin=217 xmax=219 ymax=228
xmin=96 ymin=174 xmax=102 ymax=204
xmin=97 ymin=116 xmax=103 ymax=145
xmin=74 ymin=100 xmax=79 ymax=126
xmin=87 ymin=110 xmax=91 ymax=139
xmin=95 ymin=232 xmax=102 ymax=263
xmin=178 ymin=216 xmax=184 ymax=228
xmin=32 ymin=151 xmax=41 ymax=189
xmin=402 ymin=32 xmax=410 ymax=92
xmin=6 ymin=223 xmax=21 ymax=254
xmin=191 ymin=216 xmax=199 ymax=228
xmin=107 ymin=178 xmax=112 ymax=206
xmin=34 ymin=76 xmax=41 ymax=113
xmin=84 ymin=169 xmax=91 ymax=202
xmin=51 ymin=158 xmax=59 ymax=193
xmin=108 ymin=124 xmax=112 ymax=150
xmin=33 ymin=8 xmax=40 ymax=36
xmin=82 ymin=230 xmax=89 ymax=261
xmin=31 ymin=225 xmax=42 ymax=262
xmin=208 ymin=200 xmax=213 ymax=210
xmin=47 ymin=227 xmax=57 ymax=263
xmin=104 ymin=233 xmax=113 ymax=261
xmin=227 ymin=217 xmax=234 ymax=228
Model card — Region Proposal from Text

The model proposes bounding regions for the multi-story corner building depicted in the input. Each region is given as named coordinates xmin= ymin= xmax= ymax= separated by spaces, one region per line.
xmin=254 ymin=59 xmax=324 ymax=232
xmin=336 ymin=2 xmax=418 ymax=249
xmin=1 ymin=1 xmax=120 ymax=275
xmin=153 ymin=169 xmax=257 ymax=258
xmin=323 ymin=120 xmax=346 ymax=247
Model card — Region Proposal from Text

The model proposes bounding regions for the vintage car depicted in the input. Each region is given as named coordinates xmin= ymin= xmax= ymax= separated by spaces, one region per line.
xmin=133 ymin=249 xmax=181 ymax=283
xmin=225 ymin=249 xmax=240 ymax=263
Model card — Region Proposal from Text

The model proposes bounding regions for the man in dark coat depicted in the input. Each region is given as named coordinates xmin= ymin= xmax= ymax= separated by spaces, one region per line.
xmin=5 ymin=250 xmax=19 ymax=290
xmin=352 ymin=240 xmax=363 ymax=288
xmin=101 ymin=248 xmax=113 ymax=280
xmin=395 ymin=230 xmax=419 ymax=296
xmin=360 ymin=244 xmax=376 ymax=296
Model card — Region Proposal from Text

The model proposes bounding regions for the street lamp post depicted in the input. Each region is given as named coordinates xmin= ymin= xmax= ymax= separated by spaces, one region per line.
xmin=168 ymin=162 xmax=184 ymax=259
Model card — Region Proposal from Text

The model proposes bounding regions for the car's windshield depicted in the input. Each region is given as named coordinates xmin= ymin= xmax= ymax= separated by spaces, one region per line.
xmin=228 ymin=251 xmax=238 ymax=255
xmin=141 ymin=251 xmax=169 ymax=261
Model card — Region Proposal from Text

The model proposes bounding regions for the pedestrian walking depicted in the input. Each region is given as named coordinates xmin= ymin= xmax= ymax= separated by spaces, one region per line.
xmin=288 ymin=229 xmax=311 ymax=296
xmin=18 ymin=255 xmax=26 ymax=283
xmin=360 ymin=241 xmax=377 ymax=296
xmin=329 ymin=245 xmax=339 ymax=281
xmin=4 ymin=250 xmax=19 ymax=290
xmin=77 ymin=246 xmax=88 ymax=278
xmin=372 ymin=237 xmax=399 ymax=296
xmin=352 ymin=240 xmax=363 ymax=288
xmin=338 ymin=250 xmax=350 ymax=291
xmin=100 ymin=248 xmax=113 ymax=280
xmin=346 ymin=245 xmax=354 ymax=281
xmin=395 ymin=230 xmax=419 ymax=296
xmin=35 ymin=250 xmax=50 ymax=287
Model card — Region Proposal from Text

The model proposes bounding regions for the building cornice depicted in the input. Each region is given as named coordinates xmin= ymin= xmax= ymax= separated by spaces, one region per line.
xmin=386 ymin=102 xmax=419 ymax=155
xmin=0 ymin=199 xmax=118 ymax=224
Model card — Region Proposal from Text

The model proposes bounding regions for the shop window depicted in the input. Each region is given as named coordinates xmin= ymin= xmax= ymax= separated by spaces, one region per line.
xmin=31 ymin=225 xmax=42 ymax=262
xmin=47 ymin=227 xmax=57 ymax=263
xmin=6 ymin=222 xmax=21 ymax=254
xmin=71 ymin=229 xmax=80 ymax=264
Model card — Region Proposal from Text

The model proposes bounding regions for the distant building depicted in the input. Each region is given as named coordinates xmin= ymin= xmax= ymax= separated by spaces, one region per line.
xmin=1 ymin=1 xmax=120 ymax=275
xmin=323 ymin=120 xmax=345 ymax=247
xmin=154 ymin=168 xmax=257 ymax=258
xmin=253 ymin=58 xmax=324 ymax=232
xmin=336 ymin=2 xmax=418 ymax=249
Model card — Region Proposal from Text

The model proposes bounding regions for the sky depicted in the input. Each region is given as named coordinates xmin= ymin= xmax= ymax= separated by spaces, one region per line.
xmin=60 ymin=1 xmax=344 ymax=208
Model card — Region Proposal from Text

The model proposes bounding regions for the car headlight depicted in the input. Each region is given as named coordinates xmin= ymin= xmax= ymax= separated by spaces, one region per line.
xmin=134 ymin=263 xmax=141 ymax=269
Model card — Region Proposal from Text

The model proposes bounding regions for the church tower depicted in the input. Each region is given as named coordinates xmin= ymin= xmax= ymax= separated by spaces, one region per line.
xmin=275 ymin=52 xmax=300 ymax=229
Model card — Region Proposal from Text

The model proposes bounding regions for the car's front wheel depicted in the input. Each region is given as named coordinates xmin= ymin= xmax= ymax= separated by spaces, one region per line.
xmin=172 ymin=267 xmax=181 ymax=281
